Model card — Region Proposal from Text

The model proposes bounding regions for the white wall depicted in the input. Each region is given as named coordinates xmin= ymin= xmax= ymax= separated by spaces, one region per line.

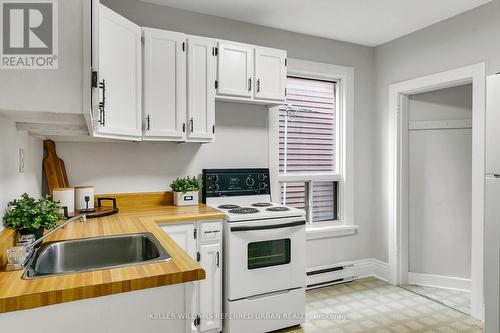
xmin=54 ymin=0 xmax=377 ymax=268
xmin=408 ymin=85 xmax=472 ymax=279
xmin=0 ymin=117 xmax=43 ymax=232
xmin=373 ymin=0 xmax=500 ymax=263
xmin=57 ymin=102 xmax=268 ymax=193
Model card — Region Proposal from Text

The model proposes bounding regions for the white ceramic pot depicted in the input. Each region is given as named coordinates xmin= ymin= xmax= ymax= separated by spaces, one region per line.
xmin=173 ymin=191 xmax=199 ymax=206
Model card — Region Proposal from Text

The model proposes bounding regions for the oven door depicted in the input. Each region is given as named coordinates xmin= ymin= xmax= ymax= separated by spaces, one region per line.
xmin=226 ymin=216 xmax=306 ymax=300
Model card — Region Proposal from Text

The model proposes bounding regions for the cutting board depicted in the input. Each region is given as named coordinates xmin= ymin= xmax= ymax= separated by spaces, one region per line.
xmin=43 ymin=140 xmax=70 ymax=196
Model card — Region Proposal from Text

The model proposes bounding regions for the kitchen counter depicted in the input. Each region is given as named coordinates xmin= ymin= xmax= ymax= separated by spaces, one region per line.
xmin=0 ymin=192 xmax=224 ymax=314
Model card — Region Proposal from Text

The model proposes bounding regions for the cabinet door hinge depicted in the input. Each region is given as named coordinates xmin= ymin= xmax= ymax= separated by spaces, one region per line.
xmin=182 ymin=41 xmax=185 ymax=51
xmin=193 ymin=228 xmax=197 ymax=239
xmin=196 ymin=251 xmax=200 ymax=262
xmin=194 ymin=315 xmax=201 ymax=327
xmin=215 ymin=80 xmax=218 ymax=89
xmin=212 ymin=124 xmax=215 ymax=134
xmin=91 ymin=71 xmax=98 ymax=88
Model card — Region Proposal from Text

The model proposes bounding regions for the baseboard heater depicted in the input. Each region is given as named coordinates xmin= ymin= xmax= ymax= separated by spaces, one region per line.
xmin=306 ymin=264 xmax=356 ymax=290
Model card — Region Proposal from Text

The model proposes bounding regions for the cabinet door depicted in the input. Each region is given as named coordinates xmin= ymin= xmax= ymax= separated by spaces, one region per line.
xmin=254 ymin=47 xmax=287 ymax=101
xmin=160 ymin=223 xmax=196 ymax=260
xmin=95 ymin=5 xmax=142 ymax=140
xmin=143 ymin=29 xmax=187 ymax=141
xmin=187 ymin=37 xmax=216 ymax=142
xmin=217 ymin=42 xmax=253 ymax=98
xmin=199 ymin=243 xmax=222 ymax=332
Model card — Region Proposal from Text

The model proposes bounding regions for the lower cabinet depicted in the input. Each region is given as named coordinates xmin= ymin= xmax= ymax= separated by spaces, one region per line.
xmin=160 ymin=220 xmax=222 ymax=333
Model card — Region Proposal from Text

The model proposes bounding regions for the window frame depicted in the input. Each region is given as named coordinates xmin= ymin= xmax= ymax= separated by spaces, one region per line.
xmin=268 ymin=59 xmax=356 ymax=238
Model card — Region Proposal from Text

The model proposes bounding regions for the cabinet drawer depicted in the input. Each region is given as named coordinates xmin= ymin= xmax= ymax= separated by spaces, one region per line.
xmin=199 ymin=220 xmax=222 ymax=242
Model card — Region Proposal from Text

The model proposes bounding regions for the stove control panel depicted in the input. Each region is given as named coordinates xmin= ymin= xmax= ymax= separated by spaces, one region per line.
xmin=202 ymin=168 xmax=271 ymax=199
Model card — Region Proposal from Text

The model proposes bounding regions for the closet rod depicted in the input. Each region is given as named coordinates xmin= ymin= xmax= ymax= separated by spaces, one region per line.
xmin=408 ymin=119 xmax=472 ymax=131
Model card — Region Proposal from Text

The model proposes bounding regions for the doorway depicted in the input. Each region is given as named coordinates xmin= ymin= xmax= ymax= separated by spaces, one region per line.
xmin=387 ymin=64 xmax=486 ymax=320
xmin=401 ymin=84 xmax=473 ymax=315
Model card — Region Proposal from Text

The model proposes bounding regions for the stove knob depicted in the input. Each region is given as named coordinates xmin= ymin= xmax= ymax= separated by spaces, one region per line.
xmin=246 ymin=177 xmax=255 ymax=187
xmin=258 ymin=174 xmax=267 ymax=181
xmin=210 ymin=175 xmax=219 ymax=182
xmin=259 ymin=182 xmax=266 ymax=189
xmin=212 ymin=183 xmax=219 ymax=191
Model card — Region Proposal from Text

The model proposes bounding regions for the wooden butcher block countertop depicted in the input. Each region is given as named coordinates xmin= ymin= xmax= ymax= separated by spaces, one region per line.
xmin=0 ymin=192 xmax=224 ymax=314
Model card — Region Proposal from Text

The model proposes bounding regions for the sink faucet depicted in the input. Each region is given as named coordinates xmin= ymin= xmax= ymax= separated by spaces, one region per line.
xmin=7 ymin=214 xmax=87 ymax=270
xmin=24 ymin=214 xmax=87 ymax=252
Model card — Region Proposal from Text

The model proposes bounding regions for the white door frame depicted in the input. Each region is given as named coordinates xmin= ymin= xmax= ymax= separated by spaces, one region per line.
xmin=387 ymin=63 xmax=486 ymax=320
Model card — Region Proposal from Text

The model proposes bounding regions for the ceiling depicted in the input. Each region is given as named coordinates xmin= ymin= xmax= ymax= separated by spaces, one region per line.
xmin=140 ymin=0 xmax=492 ymax=46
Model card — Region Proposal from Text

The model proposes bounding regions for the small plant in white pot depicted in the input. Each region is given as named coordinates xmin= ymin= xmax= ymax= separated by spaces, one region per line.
xmin=170 ymin=176 xmax=203 ymax=206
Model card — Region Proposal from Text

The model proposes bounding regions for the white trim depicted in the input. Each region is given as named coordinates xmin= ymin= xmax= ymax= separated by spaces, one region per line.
xmin=268 ymin=58 xmax=355 ymax=227
xmin=407 ymin=272 xmax=471 ymax=292
xmin=306 ymin=259 xmax=390 ymax=289
xmin=387 ymin=63 xmax=486 ymax=320
xmin=306 ymin=224 xmax=358 ymax=240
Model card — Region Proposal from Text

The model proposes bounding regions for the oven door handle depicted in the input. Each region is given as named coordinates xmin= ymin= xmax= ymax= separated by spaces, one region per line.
xmin=230 ymin=220 xmax=305 ymax=232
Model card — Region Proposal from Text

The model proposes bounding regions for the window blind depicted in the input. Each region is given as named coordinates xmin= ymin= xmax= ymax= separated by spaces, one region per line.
xmin=279 ymin=76 xmax=338 ymax=223
xmin=279 ymin=77 xmax=336 ymax=174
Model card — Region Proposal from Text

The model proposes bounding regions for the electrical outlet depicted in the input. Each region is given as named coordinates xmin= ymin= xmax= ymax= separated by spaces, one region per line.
xmin=19 ymin=148 xmax=24 ymax=173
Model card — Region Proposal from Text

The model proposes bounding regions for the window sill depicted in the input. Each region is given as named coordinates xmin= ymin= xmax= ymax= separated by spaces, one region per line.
xmin=306 ymin=224 xmax=359 ymax=240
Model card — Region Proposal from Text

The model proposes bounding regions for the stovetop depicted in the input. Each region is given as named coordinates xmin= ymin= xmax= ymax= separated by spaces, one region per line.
xmin=203 ymin=169 xmax=305 ymax=222
xmin=210 ymin=197 xmax=305 ymax=222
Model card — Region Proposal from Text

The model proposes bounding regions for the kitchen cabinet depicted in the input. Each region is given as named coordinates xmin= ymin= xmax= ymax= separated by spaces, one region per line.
xmin=216 ymin=40 xmax=287 ymax=104
xmin=254 ymin=46 xmax=287 ymax=101
xmin=161 ymin=220 xmax=222 ymax=333
xmin=142 ymin=28 xmax=187 ymax=141
xmin=216 ymin=41 xmax=254 ymax=98
xmin=199 ymin=242 xmax=222 ymax=332
xmin=92 ymin=4 xmax=142 ymax=141
xmin=187 ymin=36 xmax=217 ymax=142
xmin=160 ymin=223 xmax=197 ymax=260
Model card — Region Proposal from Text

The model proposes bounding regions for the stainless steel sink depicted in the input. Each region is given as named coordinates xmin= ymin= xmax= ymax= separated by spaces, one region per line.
xmin=23 ymin=233 xmax=171 ymax=279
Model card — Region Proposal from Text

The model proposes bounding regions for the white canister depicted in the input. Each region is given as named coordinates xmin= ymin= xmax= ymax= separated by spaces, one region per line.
xmin=75 ymin=186 xmax=95 ymax=211
xmin=52 ymin=187 xmax=75 ymax=216
xmin=173 ymin=191 xmax=199 ymax=206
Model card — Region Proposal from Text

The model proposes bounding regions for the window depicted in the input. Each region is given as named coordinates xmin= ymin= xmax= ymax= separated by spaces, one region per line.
xmin=278 ymin=76 xmax=339 ymax=224
xmin=269 ymin=59 xmax=354 ymax=233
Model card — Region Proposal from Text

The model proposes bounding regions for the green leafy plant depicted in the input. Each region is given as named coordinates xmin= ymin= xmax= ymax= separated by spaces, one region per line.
xmin=3 ymin=193 xmax=64 ymax=231
xmin=170 ymin=176 xmax=203 ymax=193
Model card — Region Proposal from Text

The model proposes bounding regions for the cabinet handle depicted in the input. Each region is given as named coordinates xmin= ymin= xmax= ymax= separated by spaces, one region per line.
xmin=248 ymin=77 xmax=252 ymax=92
xmin=257 ymin=79 xmax=261 ymax=93
xmin=98 ymin=79 xmax=106 ymax=126
xmin=216 ymin=251 xmax=220 ymax=267
xmin=182 ymin=122 xmax=186 ymax=133
xmin=190 ymin=117 xmax=194 ymax=133
xmin=146 ymin=115 xmax=150 ymax=131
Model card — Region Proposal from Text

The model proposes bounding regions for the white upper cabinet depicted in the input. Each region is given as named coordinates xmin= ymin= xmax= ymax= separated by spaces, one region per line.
xmin=217 ymin=41 xmax=254 ymax=98
xmin=187 ymin=36 xmax=216 ymax=142
xmin=142 ymin=28 xmax=187 ymax=141
xmin=94 ymin=4 xmax=142 ymax=140
xmin=254 ymin=47 xmax=287 ymax=101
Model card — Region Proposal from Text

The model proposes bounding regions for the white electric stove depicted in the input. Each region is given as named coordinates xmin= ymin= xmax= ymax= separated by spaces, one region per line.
xmin=202 ymin=169 xmax=306 ymax=333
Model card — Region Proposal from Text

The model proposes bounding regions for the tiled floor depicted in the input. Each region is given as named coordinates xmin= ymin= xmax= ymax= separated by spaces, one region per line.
xmin=278 ymin=277 xmax=483 ymax=333
xmin=402 ymin=284 xmax=471 ymax=315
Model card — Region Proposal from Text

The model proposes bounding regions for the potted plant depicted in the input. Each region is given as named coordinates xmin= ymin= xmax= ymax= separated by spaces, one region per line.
xmin=3 ymin=193 xmax=64 ymax=240
xmin=170 ymin=176 xmax=203 ymax=206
